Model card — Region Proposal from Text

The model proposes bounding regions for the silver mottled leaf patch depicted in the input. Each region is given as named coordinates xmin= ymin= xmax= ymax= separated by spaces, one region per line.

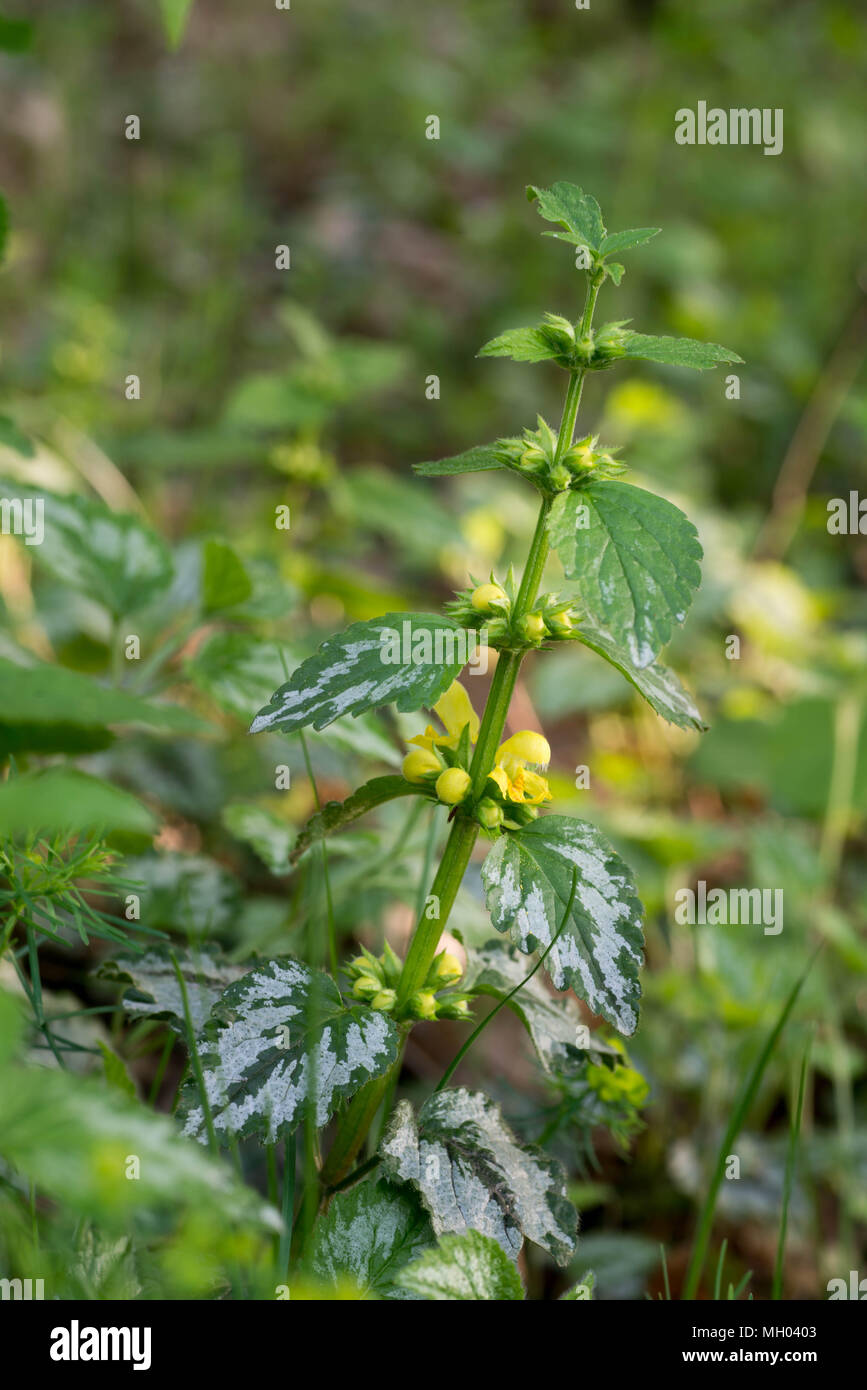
xmin=307 ymin=1179 xmax=433 ymax=1300
xmin=250 ymin=612 xmax=467 ymax=735
xmin=575 ymin=620 xmax=706 ymax=732
xmin=380 ymin=1088 xmax=577 ymax=1266
xmin=464 ymin=940 xmax=617 ymax=1078
xmin=398 ymin=1229 xmax=525 ymax=1301
xmin=98 ymin=945 xmax=249 ymax=1036
xmin=178 ymin=956 xmax=398 ymax=1145
xmin=481 ymin=816 xmax=645 ymax=1035
xmin=548 ymin=481 xmax=702 ymax=668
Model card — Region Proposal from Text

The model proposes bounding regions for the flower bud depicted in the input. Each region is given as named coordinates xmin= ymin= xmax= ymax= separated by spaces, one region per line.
xmin=519 ymin=446 xmax=546 ymax=471
xmin=546 ymin=609 xmax=574 ymax=636
xmin=408 ymin=990 xmax=439 ymax=1021
xmin=427 ymin=951 xmax=464 ymax=988
xmin=402 ymin=747 xmax=441 ymax=783
xmin=549 ymin=463 xmax=572 ymax=490
xmin=519 ymin=612 xmax=546 ymax=644
xmin=435 ymin=767 xmax=471 ymax=805
xmin=370 ymin=989 xmax=397 ymax=1012
xmin=471 ymin=583 xmax=508 ymax=614
xmin=352 ymin=974 xmax=382 ymax=1001
xmin=476 ymin=797 xmax=504 ymax=830
xmin=438 ymin=998 xmax=471 ymax=1021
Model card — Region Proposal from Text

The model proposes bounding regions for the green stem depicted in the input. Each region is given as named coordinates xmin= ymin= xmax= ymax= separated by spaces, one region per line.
xmin=320 ymin=274 xmax=602 ymax=1188
xmin=318 ymin=1042 xmax=405 ymax=1188
xmin=435 ymin=865 xmax=578 ymax=1092
xmin=170 ymin=949 xmax=218 ymax=1157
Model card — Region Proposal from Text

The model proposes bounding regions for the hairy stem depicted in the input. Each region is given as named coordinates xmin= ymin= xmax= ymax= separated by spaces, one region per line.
xmin=320 ymin=274 xmax=601 ymax=1188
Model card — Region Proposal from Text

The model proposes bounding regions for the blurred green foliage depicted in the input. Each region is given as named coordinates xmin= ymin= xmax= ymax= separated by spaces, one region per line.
xmin=0 ymin=0 xmax=865 ymax=1300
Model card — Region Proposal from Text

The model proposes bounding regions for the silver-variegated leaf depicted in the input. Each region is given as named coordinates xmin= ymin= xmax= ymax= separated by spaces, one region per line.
xmin=380 ymin=1088 xmax=577 ymax=1266
xmin=178 ymin=957 xmax=398 ymax=1145
xmin=548 ymin=482 xmax=702 ymax=668
xmin=98 ymin=945 xmax=249 ymax=1036
xmin=464 ymin=941 xmax=616 ymax=1078
xmin=575 ymin=620 xmax=706 ymax=732
xmin=250 ymin=613 xmax=467 ymax=735
xmin=398 ymin=1229 xmax=525 ymax=1301
xmin=306 ymin=1179 xmax=433 ymax=1300
xmin=481 ymin=816 xmax=644 ymax=1035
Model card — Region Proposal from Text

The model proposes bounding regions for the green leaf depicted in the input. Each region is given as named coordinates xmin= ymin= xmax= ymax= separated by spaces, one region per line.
xmin=290 ymin=776 xmax=429 ymax=865
xmin=0 ymin=991 xmax=278 ymax=1232
xmin=185 ymin=633 xmax=300 ymax=723
xmin=98 ymin=1041 xmax=137 ymax=1099
xmin=178 ymin=956 xmax=399 ymax=1145
xmin=222 ymin=803 xmax=294 ymax=873
xmin=124 ymin=853 xmax=240 ymax=936
xmin=465 ymin=941 xmax=611 ymax=1078
xmin=0 ymin=477 xmax=172 ymax=615
xmin=605 ymin=262 xmax=625 ymax=286
xmin=186 ymin=632 xmax=401 ymax=766
xmin=201 ymin=539 xmax=253 ymax=613
xmin=250 ymin=613 xmax=467 ymax=736
xmin=548 ymin=482 xmax=703 ymax=668
xmin=575 ymin=621 xmax=706 ymax=731
xmin=0 ymin=769 xmax=155 ymax=837
xmin=599 ymin=228 xmax=660 ymax=256
xmin=159 ymin=0 xmax=194 ymax=49
xmin=619 ymin=331 xmax=743 ymax=371
xmin=478 ymin=326 xmax=562 ymax=363
xmin=307 ymin=1179 xmax=434 ymax=1300
xmin=0 ymin=415 xmax=35 ymax=456
xmin=527 ymin=182 xmax=605 ymax=250
xmin=414 ymin=442 xmax=506 ymax=477
xmin=99 ymin=944 xmax=249 ymax=1036
xmin=380 ymin=1088 xmax=577 ymax=1265
xmin=0 ymin=15 xmax=33 ymax=52
xmin=0 ymin=657 xmax=209 ymax=757
xmin=398 ymin=1229 xmax=524 ymax=1301
xmin=481 ymin=816 xmax=645 ymax=1035
xmin=16 ymin=485 xmax=174 ymax=616
xmin=560 ymin=1269 xmax=596 ymax=1299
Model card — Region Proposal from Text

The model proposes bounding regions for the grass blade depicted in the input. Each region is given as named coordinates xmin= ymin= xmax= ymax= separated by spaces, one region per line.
xmin=682 ymin=949 xmax=819 ymax=1299
xmin=772 ymin=1038 xmax=811 ymax=1299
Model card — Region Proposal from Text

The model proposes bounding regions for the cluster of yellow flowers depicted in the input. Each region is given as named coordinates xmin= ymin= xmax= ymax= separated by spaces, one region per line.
xmin=402 ymin=679 xmax=552 ymax=831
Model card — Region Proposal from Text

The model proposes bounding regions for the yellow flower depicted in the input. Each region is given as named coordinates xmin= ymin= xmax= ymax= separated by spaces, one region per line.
xmin=487 ymin=730 xmax=553 ymax=806
xmin=407 ymin=680 xmax=480 ymax=755
xmin=489 ymin=758 xmax=551 ymax=806
xmin=498 ymin=731 xmax=551 ymax=768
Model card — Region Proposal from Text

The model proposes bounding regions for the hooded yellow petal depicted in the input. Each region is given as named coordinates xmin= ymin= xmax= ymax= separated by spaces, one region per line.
xmin=433 ymin=681 xmax=480 ymax=744
xmin=497 ymin=730 xmax=551 ymax=769
xmin=487 ymin=766 xmax=510 ymax=797
xmin=408 ymin=724 xmax=441 ymax=753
